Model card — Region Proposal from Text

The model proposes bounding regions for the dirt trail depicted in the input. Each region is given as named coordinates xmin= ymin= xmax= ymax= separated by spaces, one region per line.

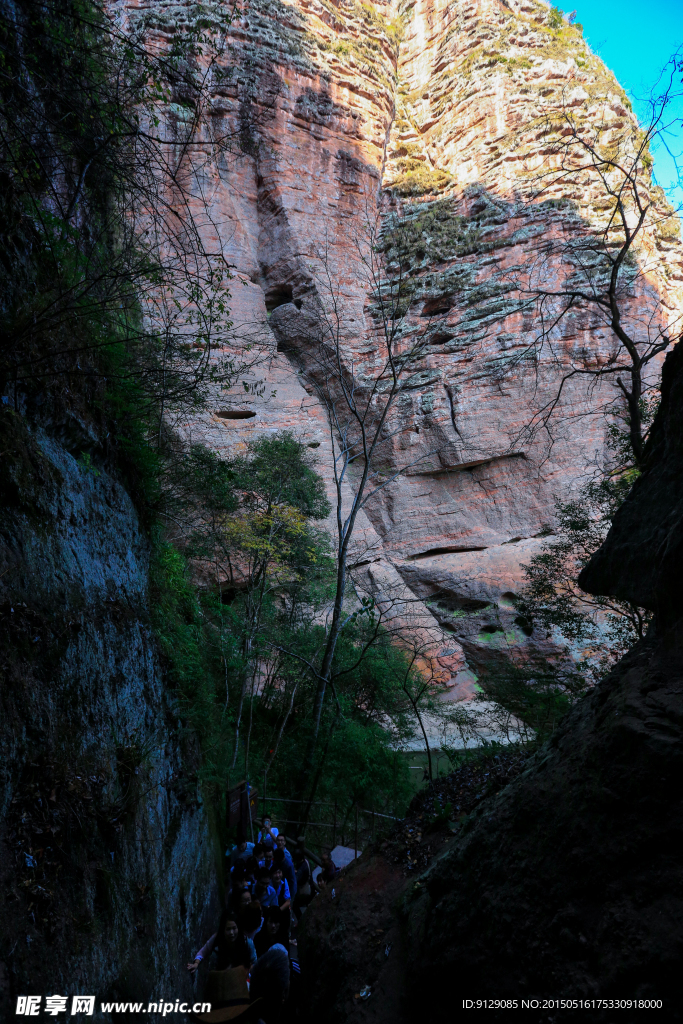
xmin=299 ymin=749 xmax=531 ymax=1022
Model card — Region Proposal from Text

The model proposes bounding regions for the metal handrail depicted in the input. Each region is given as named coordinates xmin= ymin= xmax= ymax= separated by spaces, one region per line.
xmin=264 ymin=797 xmax=399 ymax=821
xmin=268 ymin=819 xmax=335 ymax=829
xmin=265 ymin=801 xmax=401 ymax=859
xmin=263 ymin=796 xmax=336 ymax=807
xmin=360 ymin=808 xmax=399 ymax=821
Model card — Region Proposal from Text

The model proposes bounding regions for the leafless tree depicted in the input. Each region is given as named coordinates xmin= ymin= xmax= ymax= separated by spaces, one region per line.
xmin=508 ymin=67 xmax=683 ymax=466
xmin=267 ymin=212 xmax=470 ymax=802
xmin=0 ymin=0 xmax=264 ymax=426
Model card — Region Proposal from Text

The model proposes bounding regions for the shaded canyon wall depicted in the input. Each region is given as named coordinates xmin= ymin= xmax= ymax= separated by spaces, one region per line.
xmin=299 ymin=342 xmax=683 ymax=1020
xmin=0 ymin=412 xmax=221 ymax=1016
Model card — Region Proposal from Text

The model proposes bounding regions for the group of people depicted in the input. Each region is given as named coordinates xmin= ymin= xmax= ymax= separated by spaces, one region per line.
xmin=187 ymin=816 xmax=340 ymax=1023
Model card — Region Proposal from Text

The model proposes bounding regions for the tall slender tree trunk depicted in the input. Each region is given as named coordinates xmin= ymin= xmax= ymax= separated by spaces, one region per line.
xmin=411 ymin=697 xmax=433 ymax=781
xmin=301 ymin=707 xmax=342 ymax=826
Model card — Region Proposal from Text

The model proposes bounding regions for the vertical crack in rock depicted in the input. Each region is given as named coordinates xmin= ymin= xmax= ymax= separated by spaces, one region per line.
xmin=134 ymin=0 xmax=683 ymax=674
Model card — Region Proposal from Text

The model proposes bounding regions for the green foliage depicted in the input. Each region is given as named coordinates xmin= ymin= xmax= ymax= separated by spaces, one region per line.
xmin=151 ymin=544 xmax=209 ymax=693
xmin=520 ymin=480 xmax=652 ymax=683
xmin=480 ymin=656 xmax=589 ymax=742
xmin=150 ymin=541 xmax=244 ymax=788
xmin=519 ymin=399 xmax=656 ymax=688
xmin=149 ymin=432 xmax=411 ymax=818
xmin=77 ymin=453 xmax=100 ymax=477
xmin=245 ymin=618 xmax=415 ymax=814
xmin=184 ymin=432 xmax=333 ymax=622
xmin=231 ymin=433 xmax=332 ymax=522
xmin=299 ymin=714 xmax=410 ymax=813
xmin=425 ymin=796 xmax=454 ymax=828
xmin=389 ymin=163 xmax=453 ymax=198
xmin=0 ymin=0 xmax=243 ymax=418
xmin=548 ymin=6 xmax=565 ymax=30
xmin=380 ymin=196 xmax=493 ymax=268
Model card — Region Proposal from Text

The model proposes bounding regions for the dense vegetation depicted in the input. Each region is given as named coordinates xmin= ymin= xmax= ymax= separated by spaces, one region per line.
xmin=152 ymin=431 xmax=424 ymax=823
xmin=1 ymin=0 xmax=669 ymax=856
xmin=0 ymin=0 xmax=428 ymax=843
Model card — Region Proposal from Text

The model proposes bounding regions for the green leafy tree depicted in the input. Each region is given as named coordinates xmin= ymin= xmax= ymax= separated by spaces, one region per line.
xmin=548 ymin=6 xmax=565 ymax=31
xmin=155 ymin=431 xmax=419 ymax=822
xmin=181 ymin=432 xmax=332 ymax=770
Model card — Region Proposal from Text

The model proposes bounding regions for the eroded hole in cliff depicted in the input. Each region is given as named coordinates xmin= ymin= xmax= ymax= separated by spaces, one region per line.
xmin=216 ymin=409 xmax=256 ymax=419
xmin=436 ymin=595 xmax=491 ymax=613
xmin=429 ymin=331 xmax=457 ymax=345
xmin=266 ymin=286 xmax=301 ymax=312
xmin=408 ymin=544 xmax=488 ymax=560
xmin=421 ymin=296 xmax=454 ymax=317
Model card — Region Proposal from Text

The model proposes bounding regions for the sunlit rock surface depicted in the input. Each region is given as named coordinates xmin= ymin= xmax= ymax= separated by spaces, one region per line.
xmin=115 ymin=0 xmax=683 ymax=686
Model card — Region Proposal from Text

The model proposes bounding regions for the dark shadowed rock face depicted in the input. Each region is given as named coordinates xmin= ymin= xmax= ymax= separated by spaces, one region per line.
xmin=300 ymin=343 xmax=683 ymax=1022
xmin=580 ymin=342 xmax=683 ymax=622
xmin=0 ymin=410 xmax=220 ymax=1016
xmin=409 ymin=633 xmax=683 ymax=1015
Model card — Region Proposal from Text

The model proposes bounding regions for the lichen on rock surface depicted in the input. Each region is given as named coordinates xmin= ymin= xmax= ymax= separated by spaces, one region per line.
xmin=139 ymin=0 xmax=683 ymax=689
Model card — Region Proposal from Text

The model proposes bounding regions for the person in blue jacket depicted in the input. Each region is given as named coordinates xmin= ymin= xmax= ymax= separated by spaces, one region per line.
xmin=273 ymin=843 xmax=297 ymax=899
xmin=257 ymin=815 xmax=278 ymax=850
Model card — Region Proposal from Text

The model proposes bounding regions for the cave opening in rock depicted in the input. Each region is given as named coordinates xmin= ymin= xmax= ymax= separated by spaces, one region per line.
xmin=434 ymin=592 xmax=490 ymax=613
xmin=514 ymin=614 xmax=533 ymax=636
xmin=409 ymin=544 xmax=488 ymax=560
xmin=266 ymin=286 xmax=292 ymax=311
xmin=215 ymin=409 xmax=256 ymax=419
xmin=440 ymin=599 xmax=489 ymax=613
xmin=421 ymin=296 xmax=454 ymax=317
xmin=265 ymin=286 xmax=302 ymax=312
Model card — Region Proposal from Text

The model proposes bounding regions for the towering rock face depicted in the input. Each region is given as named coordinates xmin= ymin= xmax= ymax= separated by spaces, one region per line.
xmin=129 ymin=0 xmax=683 ymax=684
xmin=0 ymin=411 xmax=220 ymax=1014
xmin=298 ymin=345 xmax=683 ymax=1021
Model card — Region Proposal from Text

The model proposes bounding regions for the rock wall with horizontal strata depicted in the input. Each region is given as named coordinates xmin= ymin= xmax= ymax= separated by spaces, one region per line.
xmin=122 ymin=0 xmax=683 ymax=685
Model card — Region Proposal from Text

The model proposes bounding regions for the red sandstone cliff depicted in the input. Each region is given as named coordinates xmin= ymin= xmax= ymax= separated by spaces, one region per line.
xmin=120 ymin=0 xmax=683 ymax=687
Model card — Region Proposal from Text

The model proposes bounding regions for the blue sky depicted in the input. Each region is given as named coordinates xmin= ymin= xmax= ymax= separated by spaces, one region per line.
xmin=573 ymin=0 xmax=683 ymax=208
